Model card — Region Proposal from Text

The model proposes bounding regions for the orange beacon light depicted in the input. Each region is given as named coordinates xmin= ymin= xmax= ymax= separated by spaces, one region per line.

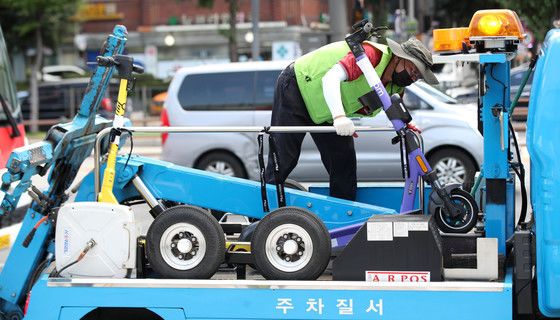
xmin=468 ymin=9 xmax=524 ymax=39
xmin=468 ymin=9 xmax=525 ymax=52
xmin=433 ymin=27 xmax=469 ymax=53
xmin=433 ymin=9 xmax=525 ymax=53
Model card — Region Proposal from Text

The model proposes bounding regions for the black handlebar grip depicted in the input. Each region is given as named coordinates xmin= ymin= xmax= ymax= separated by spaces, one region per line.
xmin=96 ymin=56 xmax=117 ymax=67
xmin=390 ymin=94 xmax=402 ymax=104
xmin=22 ymin=228 xmax=37 ymax=248
xmin=352 ymin=19 xmax=369 ymax=31
xmin=132 ymin=64 xmax=144 ymax=74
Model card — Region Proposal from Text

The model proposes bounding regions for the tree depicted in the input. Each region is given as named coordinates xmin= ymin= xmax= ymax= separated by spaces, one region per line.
xmin=226 ymin=0 xmax=239 ymax=62
xmin=0 ymin=0 xmax=81 ymax=132
xmin=433 ymin=0 xmax=501 ymax=29
xmin=499 ymin=0 xmax=560 ymax=46
xmin=197 ymin=0 xmax=239 ymax=62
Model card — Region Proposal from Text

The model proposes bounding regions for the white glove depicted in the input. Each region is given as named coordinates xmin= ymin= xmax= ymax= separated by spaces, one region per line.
xmin=333 ymin=116 xmax=355 ymax=136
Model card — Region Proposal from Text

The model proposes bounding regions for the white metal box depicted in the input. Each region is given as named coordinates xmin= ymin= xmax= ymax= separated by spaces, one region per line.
xmin=55 ymin=202 xmax=136 ymax=278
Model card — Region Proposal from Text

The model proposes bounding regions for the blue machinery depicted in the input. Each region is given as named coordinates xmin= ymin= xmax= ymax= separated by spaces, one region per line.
xmin=0 ymin=23 xmax=559 ymax=319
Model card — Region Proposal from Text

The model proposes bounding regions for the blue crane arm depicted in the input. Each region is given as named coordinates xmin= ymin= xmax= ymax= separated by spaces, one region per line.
xmin=0 ymin=25 xmax=128 ymax=217
xmin=0 ymin=25 xmax=128 ymax=315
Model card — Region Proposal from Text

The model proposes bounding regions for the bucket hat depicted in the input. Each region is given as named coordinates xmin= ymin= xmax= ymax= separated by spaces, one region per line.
xmin=387 ymin=38 xmax=439 ymax=85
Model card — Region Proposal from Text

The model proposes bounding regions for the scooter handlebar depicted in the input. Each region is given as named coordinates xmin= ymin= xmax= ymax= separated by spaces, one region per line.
xmin=96 ymin=56 xmax=117 ymax=67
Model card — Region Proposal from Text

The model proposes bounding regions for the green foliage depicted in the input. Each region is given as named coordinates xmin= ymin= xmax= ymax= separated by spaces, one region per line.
xmin=197 ymin=0 xmax=214 ymax=8
xmin=499 ymin=0 xmax=560 ymax=44
xmin=434 ymin=0 xmax=560 ymax=45
xmin=366 ymin=0 xmax=388 ymax=29
xmin=0 ymin=0 xmax=81 ymax=53
xmin=134 ymin=72 xmax=169 ymax=88
xmin=434 ymin=0 xmax=502 ymax=28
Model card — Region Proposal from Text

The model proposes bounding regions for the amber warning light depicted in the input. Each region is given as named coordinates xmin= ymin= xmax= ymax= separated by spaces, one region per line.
xmin=433 ymin=28 xmax=469 ymax=53
xmin=433 ymin=9 xmax=525 ymax=53
xmin=468 ymin=9 xmax=524 ymax=39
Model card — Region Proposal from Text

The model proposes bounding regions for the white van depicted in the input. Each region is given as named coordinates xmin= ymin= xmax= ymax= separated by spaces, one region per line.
xmin=161 ymin=61 xmax=483 ymax=187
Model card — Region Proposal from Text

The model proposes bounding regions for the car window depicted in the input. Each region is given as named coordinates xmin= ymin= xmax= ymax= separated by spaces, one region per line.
xmin=0 ymin=61 xmax=20 ymax=122
xmin=254 ymin=70 xmax=280 ymax=110
xmin=178 ymin=71 xmax=255 ymax=111
xmin=415 ymin=82 xmax=457 ymax=104
xmin=403 ymin=89 xmax=430 ymax=110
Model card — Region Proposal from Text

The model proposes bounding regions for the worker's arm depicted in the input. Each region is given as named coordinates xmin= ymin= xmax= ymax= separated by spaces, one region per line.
xmin=322 ymin=63 xmax=355 ymax=136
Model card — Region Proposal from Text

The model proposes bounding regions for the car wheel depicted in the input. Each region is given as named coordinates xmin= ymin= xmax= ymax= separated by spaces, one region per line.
xmin=428 ymin=149 xmax=476 ymax=190
xmin=196 ymin=152 xmax=247 ymax=178
xmin=284 ymin=178 xmax=308 ymax=191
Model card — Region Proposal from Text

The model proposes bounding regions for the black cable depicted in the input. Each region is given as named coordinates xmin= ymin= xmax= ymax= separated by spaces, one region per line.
xmin=53 ymin=240 xmax=96 ymax=277
xmin=509 ymin=121 xmax=528 ymax=227
xmin=120 ymin=128 xmax=134 ymax=171
xmin=489 ymin=63 xmax=529 ymax=227
xmin=25 ymin=257 xmax=51 ymax=294
xmin=489 ymin=64 xmax=507 ymax=108
xmin=53 ymin=259 xmax=80 ymax=278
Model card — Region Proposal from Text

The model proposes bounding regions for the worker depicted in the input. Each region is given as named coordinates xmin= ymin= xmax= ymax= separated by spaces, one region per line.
xmin=266 ymin=37 xmax=439 ymax=201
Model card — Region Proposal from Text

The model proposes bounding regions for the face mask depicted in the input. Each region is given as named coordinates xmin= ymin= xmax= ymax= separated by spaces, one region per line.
xmin=392 ymin=69 xmax=414 ymax=87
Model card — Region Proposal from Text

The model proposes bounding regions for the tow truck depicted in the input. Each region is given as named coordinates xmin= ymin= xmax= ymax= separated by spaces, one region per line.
xmin=0 ymin=9 xmax=557 ymax=320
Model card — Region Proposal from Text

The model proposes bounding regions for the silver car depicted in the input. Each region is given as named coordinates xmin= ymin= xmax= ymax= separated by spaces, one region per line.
xmin=161 ymin=61 xmax=482 ymax=186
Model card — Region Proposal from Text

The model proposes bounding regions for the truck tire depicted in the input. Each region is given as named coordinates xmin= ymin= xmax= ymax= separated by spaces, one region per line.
xmin=251 ymin=207 xmax=331 ymax=280
xmin=146 ymin=205 xmax=225 ymax=279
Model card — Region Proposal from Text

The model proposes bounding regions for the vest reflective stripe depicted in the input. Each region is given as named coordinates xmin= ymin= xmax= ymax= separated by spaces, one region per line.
xmin=294 ymin=41 xmax=402 ymax=124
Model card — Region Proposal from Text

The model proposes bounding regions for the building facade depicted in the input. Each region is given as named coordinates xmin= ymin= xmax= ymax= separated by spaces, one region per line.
xmin=72 ymin=0 xmax=333 ymax=79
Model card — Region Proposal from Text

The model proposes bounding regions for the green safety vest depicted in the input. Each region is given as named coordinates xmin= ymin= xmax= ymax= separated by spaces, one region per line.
xmin=294 ymin=41 xmax=402 ymax=124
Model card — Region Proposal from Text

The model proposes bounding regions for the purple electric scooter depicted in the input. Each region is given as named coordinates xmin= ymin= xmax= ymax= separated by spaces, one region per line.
xmin=330 ymin=21 xmax=478 ymax=248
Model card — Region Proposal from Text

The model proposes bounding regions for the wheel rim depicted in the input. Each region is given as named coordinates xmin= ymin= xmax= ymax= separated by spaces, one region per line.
xmin=434 ymin=157 xmax=466 ymax=185
xmin=437 ymin=194 xmax=475 ymax=231
xmin=160 ymin=223 xmax=206 ymax=270
xmin=265 ymin=224 xmax=313 ymax=272
xmin=205 ymin=161 xmax=235 ymax=176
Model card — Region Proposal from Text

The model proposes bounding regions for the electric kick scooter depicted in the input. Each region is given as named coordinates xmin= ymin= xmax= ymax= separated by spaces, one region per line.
xmin=344 ymin=20 xmax=479 ymax=233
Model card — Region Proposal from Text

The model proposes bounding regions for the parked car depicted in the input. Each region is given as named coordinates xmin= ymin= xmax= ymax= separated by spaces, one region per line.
xmin=0 ymin=26 xmax=26 ymax=168
xmin=19 ymin=78 xmax=118 ymax=130
xmin=161 ymin=61 xmax=483 ymax=187
xmin=446 ymin=85 xmax=478 ymax=104
xmin=444 ymin=63 xmax=532 ymax=121
xmin=40 ymin=65 xmax=87 ymax=82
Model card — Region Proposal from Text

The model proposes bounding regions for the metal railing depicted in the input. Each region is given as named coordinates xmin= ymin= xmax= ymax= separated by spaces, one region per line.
xmin=94 ymin=125 xmax=426 ymax=210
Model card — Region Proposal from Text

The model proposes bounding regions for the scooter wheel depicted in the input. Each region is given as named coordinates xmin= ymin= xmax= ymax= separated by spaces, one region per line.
xmin=432 ymin=188 xmax=479 ymax=233
xmin=252 ymin=207 xmax=331 ymax=280
xmin=146 ymin=205 xmax=225 ymax=279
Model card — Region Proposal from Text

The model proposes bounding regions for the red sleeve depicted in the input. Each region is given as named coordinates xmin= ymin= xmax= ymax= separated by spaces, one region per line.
xmin=338 ymin=44 xmax=382 ymax=81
